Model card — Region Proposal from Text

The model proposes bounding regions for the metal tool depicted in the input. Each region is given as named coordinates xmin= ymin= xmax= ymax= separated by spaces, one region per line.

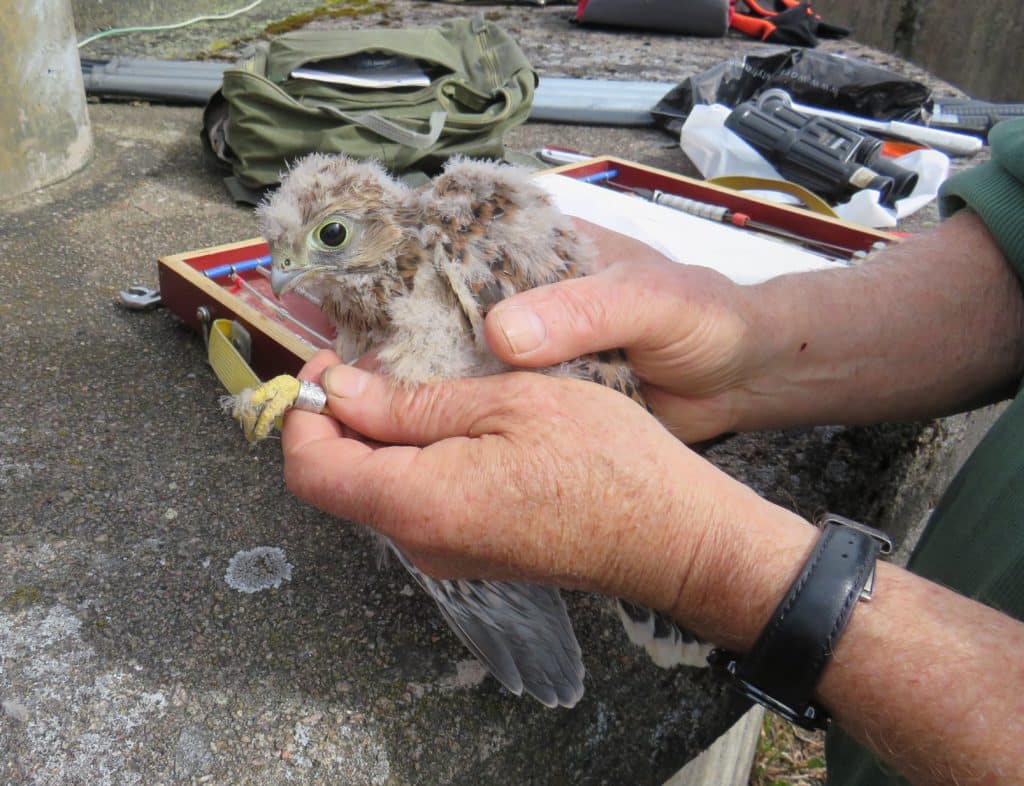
xmin=536 ymin=147 xmax=594 ymax=166
xmin=756 ymin=88 xmax=983 ymax=156
xmin=607 ymin=181 xmax=864 ymax=259
xmin=929 ymin=99 xmax=1024 ymax=139
xmin=118 ymin=285 xmax=162 ymax=311
xmin=229 ymin=273 xmax=332 ymax=349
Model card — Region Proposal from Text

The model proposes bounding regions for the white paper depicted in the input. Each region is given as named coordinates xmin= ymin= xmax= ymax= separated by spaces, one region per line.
xmin=290 ymin=55 xmax=430 ymax=89
xmin=536 ymin=173 xmax=845 ymax=286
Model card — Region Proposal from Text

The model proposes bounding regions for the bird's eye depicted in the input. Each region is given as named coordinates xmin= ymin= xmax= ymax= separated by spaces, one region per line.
xmin=317 ymin=221 xmax=348 ymax=248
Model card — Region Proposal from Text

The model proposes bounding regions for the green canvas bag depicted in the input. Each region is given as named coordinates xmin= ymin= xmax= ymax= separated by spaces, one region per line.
xmin=203 ymin=16 xmax=537 ymax=202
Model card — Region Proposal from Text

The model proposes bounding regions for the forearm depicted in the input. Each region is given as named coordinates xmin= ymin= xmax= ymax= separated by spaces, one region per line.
xmin=670 ymin=493 xmax=1024 ymax=785
xmin=821 ymin=563 xmax=1024 ymax=785
xmin=731 ymin=211 xmax=1024 ymax=430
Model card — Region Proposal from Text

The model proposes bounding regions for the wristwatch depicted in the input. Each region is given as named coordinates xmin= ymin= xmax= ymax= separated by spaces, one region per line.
xmin=707 ymin=513 xmax=893 ymax=730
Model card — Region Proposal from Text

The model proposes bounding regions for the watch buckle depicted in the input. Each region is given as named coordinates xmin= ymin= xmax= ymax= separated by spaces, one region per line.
xmin=819 ymin=513 xmax=893 ymax=602
xmin=860 ymin=564 xmax=879 ymax=602
xmin=818 ymin=513 xmax=894 ymax=554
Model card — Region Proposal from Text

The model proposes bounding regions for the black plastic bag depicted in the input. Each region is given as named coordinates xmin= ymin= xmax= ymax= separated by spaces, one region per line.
xmin=653 ymin=49 xmax=932 ymax=134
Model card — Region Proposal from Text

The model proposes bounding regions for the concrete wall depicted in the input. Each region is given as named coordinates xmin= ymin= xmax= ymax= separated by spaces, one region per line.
xmin=811 ymin=0 xmax=1024 ymax=101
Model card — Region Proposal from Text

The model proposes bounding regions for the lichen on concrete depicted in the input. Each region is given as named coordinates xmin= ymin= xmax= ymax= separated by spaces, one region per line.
xmin=225 ymin=545 xmax=294 ymax=593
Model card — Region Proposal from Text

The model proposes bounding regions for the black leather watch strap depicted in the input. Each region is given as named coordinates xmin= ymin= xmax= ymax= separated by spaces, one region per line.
xmin=708 ymin=514 xmax=892 ymax=729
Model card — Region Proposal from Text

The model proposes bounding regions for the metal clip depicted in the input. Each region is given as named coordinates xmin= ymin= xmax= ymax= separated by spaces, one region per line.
xmin=196 ymin=307 xmax=252 ymax=366
xmin=818 ymin=512 xmax=894 ymax=602
xmin=228 ymin=320 xmax=252 ymax=364
xmin=118 ymin=286 xmax=162 ymax=311
xmin=197 ymin=306 xmax=212 ymax=350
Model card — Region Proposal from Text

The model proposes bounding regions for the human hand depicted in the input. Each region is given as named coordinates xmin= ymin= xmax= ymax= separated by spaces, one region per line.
xmin=483 ymin=219 xmax=762 ymax=443
xmin=280 ymin=350 xmax=810 ymax=646
xmin=511 ymin=214 xmax=1024 ymax=436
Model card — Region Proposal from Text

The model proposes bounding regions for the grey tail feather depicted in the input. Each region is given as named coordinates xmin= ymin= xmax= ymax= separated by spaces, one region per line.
xmin=614 ymin=599 xmax=712 ymax=669
xmin=390 ymin=545 xmax=585 ymax=708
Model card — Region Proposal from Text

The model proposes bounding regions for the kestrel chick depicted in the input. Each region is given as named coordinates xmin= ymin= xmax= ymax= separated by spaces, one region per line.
xmin=234 ymin=153 xmax=710 ymax=706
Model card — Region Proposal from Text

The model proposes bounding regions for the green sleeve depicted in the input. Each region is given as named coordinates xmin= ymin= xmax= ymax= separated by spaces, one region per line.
xmin=939 ymin=117 xmax=1024 ymax=277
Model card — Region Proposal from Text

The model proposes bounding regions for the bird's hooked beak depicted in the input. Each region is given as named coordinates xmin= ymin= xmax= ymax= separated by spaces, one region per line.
xmin=270 ymin=251 xmax=316 ymax=298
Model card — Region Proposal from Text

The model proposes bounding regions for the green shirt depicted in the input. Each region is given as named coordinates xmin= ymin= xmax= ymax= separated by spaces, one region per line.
xmin=826 ymin=117 xmax=1024 ymax=784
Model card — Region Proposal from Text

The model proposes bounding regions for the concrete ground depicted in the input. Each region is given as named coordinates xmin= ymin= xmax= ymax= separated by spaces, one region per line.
xmin=1 ymin=2 xmax=998 ymax=784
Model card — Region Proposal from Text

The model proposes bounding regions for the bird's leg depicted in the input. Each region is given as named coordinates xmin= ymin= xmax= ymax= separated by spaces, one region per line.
xmin=228 ymin=374 xmax=303 ymax=443
xmin=227 ymin=375 xmax=331 ymax=443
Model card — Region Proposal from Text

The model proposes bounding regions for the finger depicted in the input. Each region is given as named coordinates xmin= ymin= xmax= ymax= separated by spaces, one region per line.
xmin=484 ymin=260 xmax=673 ymax=366
xmin=297 ymin=349 xmax=342 ymax=382
xmin=281 ymin=350 xmax=344 ymax=452
xmin=570 ymin=218 xmax=671 ymax=272
xmin=352 ymin=351 xmax=381 ymax=372
xmin=282 ymin=430 xmax=423 ymax=524
xmin=317 ymin=363 xmax=551 ymax=446
xmin=282 ymin=433 xmax=496 ymax=567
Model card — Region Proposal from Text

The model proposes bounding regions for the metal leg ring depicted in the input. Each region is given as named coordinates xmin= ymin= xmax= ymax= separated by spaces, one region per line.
xmin=295 ymin=380 xmax=328 ymax=413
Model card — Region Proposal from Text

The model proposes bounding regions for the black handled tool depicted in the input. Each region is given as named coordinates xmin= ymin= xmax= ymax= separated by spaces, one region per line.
xmin=725 ymin=100 xmax=918 ymax=207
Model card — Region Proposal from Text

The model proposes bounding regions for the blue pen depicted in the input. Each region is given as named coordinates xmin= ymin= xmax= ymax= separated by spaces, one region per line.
xmin=203 ymin=254 xmax=272 ymax=279
xmin=576 ymin=169 xmax=619 ymax=184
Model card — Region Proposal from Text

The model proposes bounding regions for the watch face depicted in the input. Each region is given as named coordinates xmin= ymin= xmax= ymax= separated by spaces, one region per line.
xmin=708 ymin=650 xmax=831 ymax=731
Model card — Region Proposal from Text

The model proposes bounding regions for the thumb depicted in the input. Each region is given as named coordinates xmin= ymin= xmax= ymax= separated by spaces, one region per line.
xmin=318 ymin=363 xmax=536 ymax=445
xmin=484 ymin=261 xmax=670 ymax=367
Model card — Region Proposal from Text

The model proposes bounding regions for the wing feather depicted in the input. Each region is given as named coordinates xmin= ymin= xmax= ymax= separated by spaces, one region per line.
xmin=390 ymin=546 xmax=585 ymax=708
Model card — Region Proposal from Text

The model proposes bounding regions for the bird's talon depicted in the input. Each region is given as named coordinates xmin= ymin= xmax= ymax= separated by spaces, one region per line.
xmin=231 ymin=375 xmax=302 ymax=443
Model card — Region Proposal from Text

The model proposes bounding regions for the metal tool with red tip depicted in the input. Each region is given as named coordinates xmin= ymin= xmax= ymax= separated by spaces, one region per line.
xmin=581 ymin=169 xmax=866 ymax=259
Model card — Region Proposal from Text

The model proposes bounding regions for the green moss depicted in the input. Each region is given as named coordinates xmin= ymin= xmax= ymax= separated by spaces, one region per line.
xmin=264 ymin=0 xmax=391 ymax=36
xmin=5 ymin=586 xmax=42 ymax=610
xmin=208 ymin=39 xmax=232 ymax=53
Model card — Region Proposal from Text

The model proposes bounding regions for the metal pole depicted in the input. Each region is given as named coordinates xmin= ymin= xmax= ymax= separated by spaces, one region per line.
xmin=1 ymin=0 xmax=93 ymax=199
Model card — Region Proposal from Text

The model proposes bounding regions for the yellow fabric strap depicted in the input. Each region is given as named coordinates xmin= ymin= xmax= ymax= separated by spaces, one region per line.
xmin=706 ymin=176 xmax=838 ymax=217
xmin=209 ymin=319 xmax=292 ymax=434
xmin=208 ymin=318 xmax=262 ymax=394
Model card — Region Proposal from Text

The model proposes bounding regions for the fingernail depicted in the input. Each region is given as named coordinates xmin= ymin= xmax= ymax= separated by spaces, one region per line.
xmin=322 ymin=364 xmax=371 ymax=398
xmin=495 ymin=306 xmax=546 ymax=355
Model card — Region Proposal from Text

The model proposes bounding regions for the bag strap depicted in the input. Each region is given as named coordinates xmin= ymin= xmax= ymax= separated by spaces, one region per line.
xmin=315 ymin=104 xmax=448 ymax=148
